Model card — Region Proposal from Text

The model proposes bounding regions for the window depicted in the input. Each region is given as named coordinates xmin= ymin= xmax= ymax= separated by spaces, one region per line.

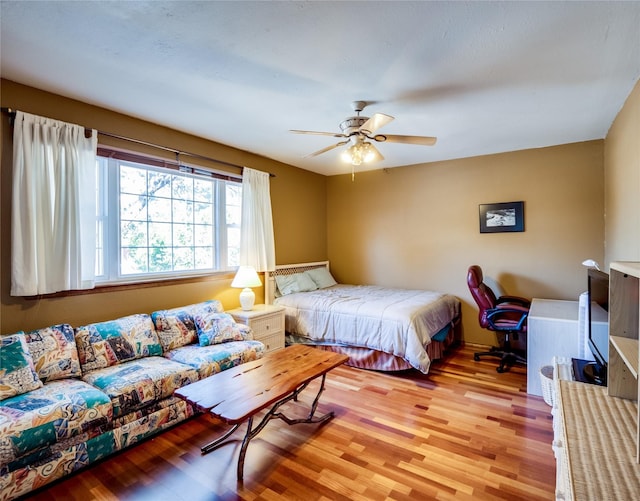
xmin=96 ymin=152 xmax=241 ymax=283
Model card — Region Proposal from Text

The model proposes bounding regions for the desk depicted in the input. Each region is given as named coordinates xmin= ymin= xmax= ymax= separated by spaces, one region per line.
xmin=527 ymin=299 xmax=581 ymax=396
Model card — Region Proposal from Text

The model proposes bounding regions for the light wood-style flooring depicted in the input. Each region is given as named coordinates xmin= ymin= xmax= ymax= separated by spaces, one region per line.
xmin=23 ymin=345 xmax=555 ymax=500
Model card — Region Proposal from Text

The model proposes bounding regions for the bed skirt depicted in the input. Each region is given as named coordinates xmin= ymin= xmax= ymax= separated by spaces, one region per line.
xmin=285 ymin=316 xmax=461 ymax=373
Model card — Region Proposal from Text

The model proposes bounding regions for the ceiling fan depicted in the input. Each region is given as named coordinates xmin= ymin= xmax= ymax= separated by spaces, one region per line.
xmin=290 ymin=101 xmax=437 ymax=166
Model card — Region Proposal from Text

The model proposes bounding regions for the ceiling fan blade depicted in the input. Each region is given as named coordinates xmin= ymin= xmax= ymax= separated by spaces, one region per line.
xmin=305 ymin=140 xmax=349 ymax=158
xmin=290 ymin=129 xmax=346 ymax=138
xmin=374 ymin=134 xmax=437 ymax=146
xmin=359 ymin=113 xmax=394 ymax=135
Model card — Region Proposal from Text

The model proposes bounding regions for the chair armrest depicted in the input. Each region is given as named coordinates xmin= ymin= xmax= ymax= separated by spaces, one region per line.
xmin=496 ymin=295 xmax=531 ymax=308
xmin=486 ymin=306 xmax=529 ymax=331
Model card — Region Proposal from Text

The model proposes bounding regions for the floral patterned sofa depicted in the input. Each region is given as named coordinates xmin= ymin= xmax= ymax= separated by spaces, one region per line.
xmin=0 ymin=300 xmax=264 ymax=500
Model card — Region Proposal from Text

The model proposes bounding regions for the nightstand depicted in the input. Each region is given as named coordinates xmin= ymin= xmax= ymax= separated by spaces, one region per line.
xmin=228 ymin=304 xmax=285 ymax=353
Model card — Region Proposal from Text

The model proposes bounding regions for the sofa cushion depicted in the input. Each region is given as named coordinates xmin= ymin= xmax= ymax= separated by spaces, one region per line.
xmin=81 ymin=357 xmax=198 ymax=418
xmin=0 ymin=333 xmax=43 ymax=401
xmin=25 ymin=324 xmax=82 ymax=383
xmin=151 ymin=300 xmax=224 ymax=351
xmin=75 ymin=314 xmax=163 ymax=372
xmin=194 ymin=311 xmax=253 ymax=347
xmin=164 ymin=340 xmax=265 ymax=379
xmin=0 ymin=379 xmax=112 ymax=467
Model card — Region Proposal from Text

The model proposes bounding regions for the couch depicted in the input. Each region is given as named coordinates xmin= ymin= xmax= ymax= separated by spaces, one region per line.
xmin=0 ymin=300 xmax=265 ymax=500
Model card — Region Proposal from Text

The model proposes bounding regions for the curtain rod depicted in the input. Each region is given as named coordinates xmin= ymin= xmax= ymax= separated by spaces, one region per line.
xmin=1 ymin=107 xmax=275 ymax=177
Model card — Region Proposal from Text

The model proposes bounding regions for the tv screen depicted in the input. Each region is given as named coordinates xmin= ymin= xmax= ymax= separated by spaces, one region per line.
xmin=586 ymin=268 xmax=609 ymax=384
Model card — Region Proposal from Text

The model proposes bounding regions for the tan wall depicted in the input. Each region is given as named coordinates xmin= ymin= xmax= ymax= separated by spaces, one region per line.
xmin=327 ymin=141 xmax=605 ymax=345
xmin=0 ymin=80 xmax=327 ymax=334
xmin=3 ymin=77 xmax=638 ymax=349
xmin=604 ymin=79 xmax=640 ymax=266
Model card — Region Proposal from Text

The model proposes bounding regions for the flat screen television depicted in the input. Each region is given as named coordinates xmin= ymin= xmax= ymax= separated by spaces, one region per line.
xmin=584 ymin=268 xmax=609 ymax=384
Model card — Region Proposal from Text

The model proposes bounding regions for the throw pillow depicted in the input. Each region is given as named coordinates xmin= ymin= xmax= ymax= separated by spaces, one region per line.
xmin=151 ymin=300 xmax=224 ymax=351
xmin=194 ymin=312 xmax=253 ymax=346
xmin=0 ymin=332 xmax=43 ymax=400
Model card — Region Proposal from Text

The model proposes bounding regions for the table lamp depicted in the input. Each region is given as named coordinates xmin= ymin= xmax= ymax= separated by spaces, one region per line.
xmin=582 ymin=259 xmax=600 ymax=271
xmin=231 ymin=266 xmax=262 ymax=310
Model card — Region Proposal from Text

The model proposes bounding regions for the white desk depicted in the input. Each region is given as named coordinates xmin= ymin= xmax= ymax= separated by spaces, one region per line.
xmin=527 ymin=299 xmax=581 ymax=396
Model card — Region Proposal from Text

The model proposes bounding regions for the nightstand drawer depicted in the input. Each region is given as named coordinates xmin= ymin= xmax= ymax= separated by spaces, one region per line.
xmin=228 ymin=305 xmax=285 ymax=353
xmin=256 ymin=331 xmax=285 ymax=353
xmin=251 ymin=313 xmax=283 ymax=337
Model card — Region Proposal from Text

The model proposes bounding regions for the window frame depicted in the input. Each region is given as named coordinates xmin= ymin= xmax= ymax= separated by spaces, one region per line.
xmin=95 ymin=147 xmax=242 ymax=286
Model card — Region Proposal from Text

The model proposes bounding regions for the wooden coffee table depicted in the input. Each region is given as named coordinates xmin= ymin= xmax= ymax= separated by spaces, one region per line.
xmin=174 ymin=344 xmax=348 ymax=481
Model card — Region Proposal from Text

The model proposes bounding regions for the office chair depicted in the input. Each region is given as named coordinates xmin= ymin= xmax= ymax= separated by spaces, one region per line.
xmin=467 ymin=265 xmax=530 ymax=373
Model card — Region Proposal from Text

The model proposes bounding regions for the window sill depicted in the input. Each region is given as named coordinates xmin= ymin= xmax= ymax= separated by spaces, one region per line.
xmin=22 ymin=272 xmax=236 ymax=300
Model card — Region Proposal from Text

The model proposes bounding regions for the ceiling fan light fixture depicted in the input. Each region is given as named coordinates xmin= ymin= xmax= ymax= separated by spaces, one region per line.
xmin=362 ymin=142 xmax=376 ymax=163
xmin=341 ymin=141 xmax=376 ymax=166
xmin=293 ymin=100 xmax=436 ymax=168
xmin=340 ymin=146 xmax=354 ymax=164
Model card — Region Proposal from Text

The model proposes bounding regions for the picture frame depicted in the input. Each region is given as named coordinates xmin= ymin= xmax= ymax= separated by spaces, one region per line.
xmin=479 ymin=201 xmax=524 ymax=233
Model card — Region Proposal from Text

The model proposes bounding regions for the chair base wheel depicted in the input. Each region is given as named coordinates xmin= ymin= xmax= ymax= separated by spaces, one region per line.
xmin=473 ymin=346 xmax=526 ymax=373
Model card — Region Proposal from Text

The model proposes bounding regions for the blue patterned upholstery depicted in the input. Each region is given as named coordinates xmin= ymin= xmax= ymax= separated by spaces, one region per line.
xmin=111 ymin=397 xmax=194 ymax=449
xmin=0 ymin=430 xmax=116 ymax=499
xmin=81 ymin=357 xmax=198 ymax=418
xmin=151 ymin=300 xmax=224 ymax=351
xmin=25 ymin=324 xmax=82 ymax=383
xmin=0 ymin=333 xmax=42 ymax=400
xmin=0 ymin=300 xmax=265 ymax=500
xmin=194 ymin=311 xmax=253 ymax=346
xmin=0 ymin=379 xmax=112 ymax=468
xmin=75 ymin=314 xmax=163 ymax=372
xmin=164 ymin=340 xmax=265 ymax=378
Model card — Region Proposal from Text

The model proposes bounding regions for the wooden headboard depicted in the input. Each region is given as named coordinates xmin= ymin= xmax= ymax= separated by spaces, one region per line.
xmin=265 ymin=261 xmax=330 ymax=305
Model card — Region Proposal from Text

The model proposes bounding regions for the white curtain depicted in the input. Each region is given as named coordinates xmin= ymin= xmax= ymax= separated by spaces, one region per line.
xmin=239 ymin=167 xmax=275 ymax=272
xmin=11 ymin=111 xmax=98 ymax=296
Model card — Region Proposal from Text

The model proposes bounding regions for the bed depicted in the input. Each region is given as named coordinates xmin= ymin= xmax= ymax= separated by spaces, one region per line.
xmin=265 ymin=261 xmax=461 ymax=374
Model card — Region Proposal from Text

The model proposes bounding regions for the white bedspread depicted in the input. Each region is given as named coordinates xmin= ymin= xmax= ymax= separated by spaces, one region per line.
xmin=274 ymin=284 xmax=460 ymax=373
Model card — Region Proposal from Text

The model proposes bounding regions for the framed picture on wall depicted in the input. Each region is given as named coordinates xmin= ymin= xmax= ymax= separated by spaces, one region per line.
xmin=479 ymin=201 xmax=524 ymax=233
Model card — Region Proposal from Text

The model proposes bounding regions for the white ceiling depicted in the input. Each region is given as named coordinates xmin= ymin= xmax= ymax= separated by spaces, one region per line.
xmin=2 ymin=1 xmax=639 ymax=176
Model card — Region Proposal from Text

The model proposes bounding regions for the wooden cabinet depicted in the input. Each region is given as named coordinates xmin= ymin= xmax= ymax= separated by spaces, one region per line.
xmin=607 ymin=261 xmax=640 ymax=459
xmin=228 ymin=304 xmax=285 ymax=354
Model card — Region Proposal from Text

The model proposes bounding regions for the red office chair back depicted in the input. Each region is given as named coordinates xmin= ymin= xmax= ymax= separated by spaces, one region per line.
xmin=467 ymin=265 xmax=529 ymax=372
xmin=467 ymin=265 xmax=498 ymax=328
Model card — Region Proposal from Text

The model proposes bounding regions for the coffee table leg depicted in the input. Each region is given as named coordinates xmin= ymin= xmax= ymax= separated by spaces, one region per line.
xmin=200 ymin=373 xmax=337 ymax=481
xmin=237 ymin=416 xmax=254 ymax=481
xmin=275 ymin=373 xmax=335 ymax=425
xmin=199 ymin=418 xmax=255 ymax=481
xmin=200 ymin=422 xmax=241 ymax=454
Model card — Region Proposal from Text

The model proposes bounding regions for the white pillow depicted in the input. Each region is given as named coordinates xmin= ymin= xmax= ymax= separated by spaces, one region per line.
xmin=305 ymin=268 xmax=337 ymax=289
xmin=296 ymin=272 xmax=318 ymax=292
xmin=275 ymin=274 xmax=301 ymax=296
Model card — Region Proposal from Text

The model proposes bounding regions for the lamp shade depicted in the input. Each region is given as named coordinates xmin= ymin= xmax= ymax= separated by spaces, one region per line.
xmin=231 ymin=266 xmax=262 ymax=311
xmin=231 ymin=266 xmax=262 ymax=288
xmin=582 ymin=259 xmax=601 ymax=271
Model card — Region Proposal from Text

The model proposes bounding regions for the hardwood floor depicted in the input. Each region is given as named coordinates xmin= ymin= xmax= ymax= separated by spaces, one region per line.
xmin=23 ymin=345 xmax=555 ymax=501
